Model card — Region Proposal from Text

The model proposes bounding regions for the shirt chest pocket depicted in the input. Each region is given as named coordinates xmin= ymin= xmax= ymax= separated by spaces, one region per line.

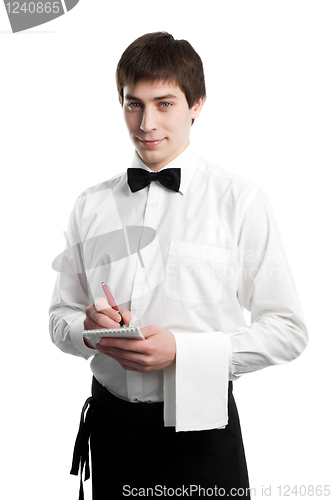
xmin=165 ymin=241 xmax=230 ymax=305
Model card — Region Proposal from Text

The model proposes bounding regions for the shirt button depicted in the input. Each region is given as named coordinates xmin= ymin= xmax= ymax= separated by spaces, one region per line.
xmin=139 ymin=279 xmax=144 ymax=286
xmin=150 ymin=201 xmax=156 ymax=207
xmin=135 ymin=319 xmax=141 ymax=327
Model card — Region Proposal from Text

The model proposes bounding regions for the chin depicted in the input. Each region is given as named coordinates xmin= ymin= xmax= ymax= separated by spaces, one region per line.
xmin=139 ymin=150 xmax=165 ymax=162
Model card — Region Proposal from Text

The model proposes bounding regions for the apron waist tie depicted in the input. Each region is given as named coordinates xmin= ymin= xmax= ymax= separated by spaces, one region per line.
xmin=70 ymin=396 xmax=94 ymax=500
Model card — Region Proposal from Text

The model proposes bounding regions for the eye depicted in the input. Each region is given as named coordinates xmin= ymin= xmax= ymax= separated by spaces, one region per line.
xmin=160 ymin=102 xmax=172 ymax=109
xmin=127 ymin=102 xmax=142 ymax=109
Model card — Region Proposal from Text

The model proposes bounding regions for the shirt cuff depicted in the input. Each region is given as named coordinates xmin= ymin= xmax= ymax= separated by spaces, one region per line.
xmin=69 ymin=315 xmax=98 ymax=359
xmin=164 ymin=331 xmax=232 ymax=432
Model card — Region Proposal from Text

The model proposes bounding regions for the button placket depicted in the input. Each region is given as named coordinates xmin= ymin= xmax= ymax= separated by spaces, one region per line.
xmin=130 ymin=261 xmax=145 ymax=333
xmin=127 ymin=370 xmax=143 ymax=402
xmin=127 ymin=182 xmax=160 ymax=402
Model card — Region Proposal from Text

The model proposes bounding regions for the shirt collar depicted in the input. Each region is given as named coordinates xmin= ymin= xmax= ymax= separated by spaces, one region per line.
xmin=130 ymin=143 xmax=200 ymax=195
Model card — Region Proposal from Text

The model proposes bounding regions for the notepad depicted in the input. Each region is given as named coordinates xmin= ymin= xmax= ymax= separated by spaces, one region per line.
xmin=83 ymin=326 xmax=144 ymax=346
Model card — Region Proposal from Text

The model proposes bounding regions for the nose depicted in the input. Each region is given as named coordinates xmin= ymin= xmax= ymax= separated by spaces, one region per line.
xmin=140 ymin=107 xmax=158 ymax=132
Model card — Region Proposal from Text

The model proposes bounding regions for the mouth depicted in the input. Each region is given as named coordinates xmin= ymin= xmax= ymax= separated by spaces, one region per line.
xmin=137 ymin=138 xmax=165 ymax=147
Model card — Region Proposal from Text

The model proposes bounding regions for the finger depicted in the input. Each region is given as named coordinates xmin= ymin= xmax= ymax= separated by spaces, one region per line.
xmin=99 ymin=349 xmax=149 ymax=371
xmin=90 ymin=306 xmax=123 ymax=329
xmin=94 ymin=297 xmax=112 ymax=312
xmin=84 ymin=337 xmax=96 ymax=349
xmin=119 ymin=308 xmax=132 ymax=326
xmin=94 ymin=297 xmax=123 ymax=323
xmin=140 ymin=325 xmax=159 ymax=338
xmin=99 ymin=337 xmax=146 ymax=352
xmin=94 ymin=313 xmax=123 ymax=329
xmin=103 ymin=354 xmax=145 ymax=372
xmin=84 ymin=316 xmax=104 ymax=330
xmin=96 ymin=345 xmax=143 ymax=361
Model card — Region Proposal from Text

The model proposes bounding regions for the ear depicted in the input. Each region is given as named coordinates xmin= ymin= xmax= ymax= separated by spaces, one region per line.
xmin=191 ymin=96 xmax=205 ymax=120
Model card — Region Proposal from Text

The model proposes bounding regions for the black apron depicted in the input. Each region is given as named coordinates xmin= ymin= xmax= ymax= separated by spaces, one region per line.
xmin=71 ymin=377 xmax=250 ymax=499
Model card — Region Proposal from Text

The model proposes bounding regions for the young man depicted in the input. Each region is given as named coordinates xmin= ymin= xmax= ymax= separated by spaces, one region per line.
xmin=49 ymin=32 xmax=308 ymax=499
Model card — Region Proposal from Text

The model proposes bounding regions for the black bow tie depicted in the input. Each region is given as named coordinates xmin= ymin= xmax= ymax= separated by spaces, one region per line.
xmin=127 ymin=168 xmax=181 ymax=193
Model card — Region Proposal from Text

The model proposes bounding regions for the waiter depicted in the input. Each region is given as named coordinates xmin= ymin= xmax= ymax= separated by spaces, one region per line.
xmin=49 ymin=32 xmax=308 ymax=499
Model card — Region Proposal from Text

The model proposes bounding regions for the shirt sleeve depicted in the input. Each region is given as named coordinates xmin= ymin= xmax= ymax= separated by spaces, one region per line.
xmin=164 ymin=187 xmax=308 ymax=432
xmin=229 ymin=188 xmax=308 ymax=377
xmin=49 ymin=195 xmax=97 ymax=360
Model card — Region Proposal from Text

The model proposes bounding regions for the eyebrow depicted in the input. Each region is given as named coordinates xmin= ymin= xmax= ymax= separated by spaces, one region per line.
xmin=125 ymin=93 xmax=178 ymax=102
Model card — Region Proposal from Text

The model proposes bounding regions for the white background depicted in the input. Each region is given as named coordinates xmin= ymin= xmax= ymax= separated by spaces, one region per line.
xmin=1 ymin=1 xmax=331 ymax=498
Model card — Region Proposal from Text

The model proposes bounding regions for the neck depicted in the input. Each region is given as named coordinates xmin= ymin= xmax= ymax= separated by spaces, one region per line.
xmin=136 ymin=142 xmax=190 ymax=172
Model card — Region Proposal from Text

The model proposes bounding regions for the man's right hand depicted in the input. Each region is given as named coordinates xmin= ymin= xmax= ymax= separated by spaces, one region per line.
xmin=83 ymin=297 xmax=132 ymax=349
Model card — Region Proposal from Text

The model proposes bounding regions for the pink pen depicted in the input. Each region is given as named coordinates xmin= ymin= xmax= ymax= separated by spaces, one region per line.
xmin=101 ymin=282 xmax=125 ymax=327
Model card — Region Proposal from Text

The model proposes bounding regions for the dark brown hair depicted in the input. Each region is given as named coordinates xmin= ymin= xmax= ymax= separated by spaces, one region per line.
xmin=116 ymin=32 xmax=206 ymax=109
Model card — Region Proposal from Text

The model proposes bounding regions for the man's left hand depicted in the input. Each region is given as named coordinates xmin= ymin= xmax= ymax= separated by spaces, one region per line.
xmin=95 ymin=325 xmax=176 ymax=372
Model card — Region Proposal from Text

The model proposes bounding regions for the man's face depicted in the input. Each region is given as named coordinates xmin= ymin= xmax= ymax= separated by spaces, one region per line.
xmin=123 ymin=81 xmax=204 ymax=171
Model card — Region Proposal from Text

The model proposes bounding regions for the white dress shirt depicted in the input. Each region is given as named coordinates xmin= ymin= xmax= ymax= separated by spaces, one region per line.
xmin=49 ymin=144 xmax=308 ymax=431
